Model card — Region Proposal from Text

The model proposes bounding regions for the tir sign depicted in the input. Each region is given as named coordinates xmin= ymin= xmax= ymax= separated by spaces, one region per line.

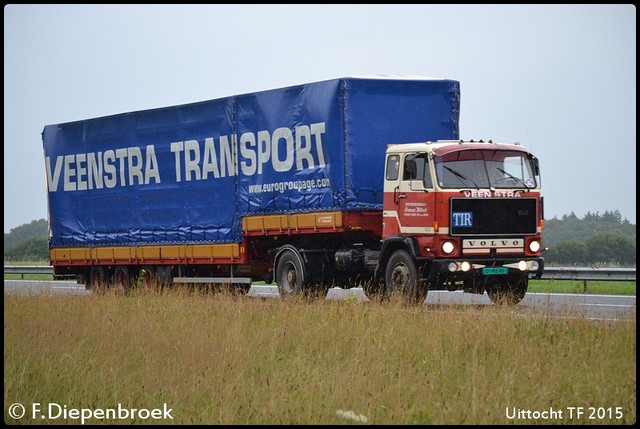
xmin=452 ymin=212 xmax=473 ymax=227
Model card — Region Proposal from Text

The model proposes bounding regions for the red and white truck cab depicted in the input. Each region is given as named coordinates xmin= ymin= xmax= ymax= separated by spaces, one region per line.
xmin=377 ymin=139 xmax=544 ymax=304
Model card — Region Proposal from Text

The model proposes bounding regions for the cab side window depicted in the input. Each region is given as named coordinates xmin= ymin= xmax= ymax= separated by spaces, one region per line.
xmin=386 ymin=155 xmax=400 ymax=181
xmin=402 ymin=153 xmax=433 ymax=188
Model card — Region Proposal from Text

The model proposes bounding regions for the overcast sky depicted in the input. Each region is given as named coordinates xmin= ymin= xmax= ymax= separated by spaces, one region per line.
xmin=4 ymin=4 xmax=636 ymax=233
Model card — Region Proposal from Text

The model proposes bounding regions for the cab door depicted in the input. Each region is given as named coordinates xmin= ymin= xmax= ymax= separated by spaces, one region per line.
xmin=383 ymin=152 xmax=435 ymax=238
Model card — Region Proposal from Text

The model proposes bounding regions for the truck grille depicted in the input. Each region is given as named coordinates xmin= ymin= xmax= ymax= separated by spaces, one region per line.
xmin=450 ymin=197 xmax=537 ymax=236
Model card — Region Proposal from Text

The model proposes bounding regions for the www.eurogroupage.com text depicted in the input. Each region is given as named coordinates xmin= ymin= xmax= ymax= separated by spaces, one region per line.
xmin=248 ymin=178 xmax=331 ymax=194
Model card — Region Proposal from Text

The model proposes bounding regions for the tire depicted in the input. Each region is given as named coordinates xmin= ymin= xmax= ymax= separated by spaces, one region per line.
xmin=156 ymin=266 xmax=173 ymax=288
xmin=276 ymin=249 xmax=305 ymax=298
xmin=88 ymin=266 xmax=107 ymax=293
xmin=384 ymin=250 xmax=425 ymax=305
xmin=487 ymin=277 xmax=528 ymax=305
xmin=113 ymin=266 xmax=131 ymax=293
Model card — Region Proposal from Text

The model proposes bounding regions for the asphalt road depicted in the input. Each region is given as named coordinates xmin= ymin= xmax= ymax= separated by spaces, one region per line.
xmin=5 ymin=280 xmax=636 ymax=321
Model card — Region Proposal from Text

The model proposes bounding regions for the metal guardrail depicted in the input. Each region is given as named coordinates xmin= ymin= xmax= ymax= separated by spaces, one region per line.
xmin=4 ymin=265 xmax=56 ymax=278
xmin=4 ymin=265 xmax=637 ymax=282
xmin=541 ymin=267 xmax=636 ymax=282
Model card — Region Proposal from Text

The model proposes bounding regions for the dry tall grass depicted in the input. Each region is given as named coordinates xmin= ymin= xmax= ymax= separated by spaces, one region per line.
xmin=4 ymin=287 xmax=636 ymax=424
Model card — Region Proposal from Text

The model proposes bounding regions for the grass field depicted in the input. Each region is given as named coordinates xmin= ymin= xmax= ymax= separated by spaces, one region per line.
xmin=3 ymin=288 xmax=636 ymax=425
xmin=527 ymin=279 xmax=636 ymax=295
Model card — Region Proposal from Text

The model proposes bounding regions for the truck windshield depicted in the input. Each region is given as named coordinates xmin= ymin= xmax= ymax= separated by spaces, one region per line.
xmin=434 ymin=149 xmax=537 ymax=190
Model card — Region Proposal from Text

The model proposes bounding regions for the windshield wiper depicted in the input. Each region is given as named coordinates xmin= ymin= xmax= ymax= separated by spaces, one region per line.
xmin=443 ymin=166 xmax=480 ymax=190
xmin=496 ymin=167 xmax=531 ymax=190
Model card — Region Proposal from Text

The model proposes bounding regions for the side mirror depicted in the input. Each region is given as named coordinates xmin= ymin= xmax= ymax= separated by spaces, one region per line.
xmin=532 ymin=156 xmax=540 ymax=176
xmin=404 ymin=158 xmax=417 ymax=180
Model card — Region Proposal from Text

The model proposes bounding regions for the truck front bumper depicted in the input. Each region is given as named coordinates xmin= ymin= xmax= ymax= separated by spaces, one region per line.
xmin=424 ymin=257 xmax=545 ymax=283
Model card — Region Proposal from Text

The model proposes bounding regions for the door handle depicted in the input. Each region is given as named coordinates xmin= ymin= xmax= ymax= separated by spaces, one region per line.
xmin=393 ymin=186 xmax=407 ymax=203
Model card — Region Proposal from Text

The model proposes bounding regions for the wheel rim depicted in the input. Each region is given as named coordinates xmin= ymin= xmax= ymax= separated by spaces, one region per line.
xmin=389 ymin=263 xmax=410 ymax=292
xmin=282 ymin=263 xmax=297 ymax=294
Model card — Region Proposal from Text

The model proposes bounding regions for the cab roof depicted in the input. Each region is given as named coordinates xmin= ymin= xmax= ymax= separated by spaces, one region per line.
xmin=386 ymin=139 xmax=531 ymax=156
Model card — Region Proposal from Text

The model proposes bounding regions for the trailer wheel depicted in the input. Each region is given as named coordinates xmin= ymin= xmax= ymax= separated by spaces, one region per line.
xmin=384 ymin=250 xmax=424 ymax=305
xmin=487 ymin=277 xmax=528 ymax=305
xmin=113 ymin=266 xmax=131 ymax=293
xmin=156 ymin=266 xmax=173 ymax=288
xmin=276 ymin=249 xmax=305 ymax=298
xmin=89 ymin=266 xmax=107 ymax=293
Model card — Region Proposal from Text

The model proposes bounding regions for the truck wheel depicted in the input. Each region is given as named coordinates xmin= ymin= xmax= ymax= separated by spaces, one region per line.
xmin=113 ymin=266 xmax=131 ymax=293
xmin=89 ymin=266 xmax=107 ymax=293
xmin=487 ymin=277 xmax=528 ymax=305
xmin=156 ymin=266 xmax=173 ymax=288
xmin=385 ymin=250 xmax=424 ymax=305
xmin=276 ymin=249 xmax=305 ymax=298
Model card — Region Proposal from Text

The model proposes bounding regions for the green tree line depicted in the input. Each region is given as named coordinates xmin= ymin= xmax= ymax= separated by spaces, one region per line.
xmin=4 ymin=219 xmax=48 ymax=261
xmin=542 ymin=210 xmax=636 ymax=266
xmin=3 ymin=211 xmax=637 ymax=266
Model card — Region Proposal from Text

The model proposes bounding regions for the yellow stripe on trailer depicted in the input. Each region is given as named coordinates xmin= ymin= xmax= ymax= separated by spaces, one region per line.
xmin=50 ymin=242 xmax=242 ymax=265
xmin=242 ymin=211 xmax=343 ymax=234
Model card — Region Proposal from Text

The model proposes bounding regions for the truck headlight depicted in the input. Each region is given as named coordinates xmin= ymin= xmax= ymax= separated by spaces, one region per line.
xmin=442 ymin=241 xmax=454 ymax=254
xmin=529 ymin=240 xmax=541 ymax=252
